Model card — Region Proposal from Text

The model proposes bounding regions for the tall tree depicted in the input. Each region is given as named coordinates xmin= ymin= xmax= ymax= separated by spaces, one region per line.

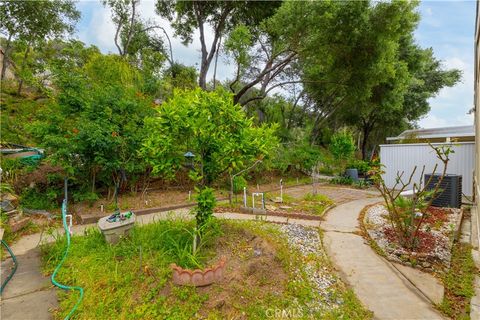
xmin=156 ymin=0 xmax=281 ymax=90
xmin=103 ymin=0 xmax=173 ymax=72
xmin=340 ymin=6 xmax=461 ymax=159
xmin=0 ymin=0 xmax=80 ymax=93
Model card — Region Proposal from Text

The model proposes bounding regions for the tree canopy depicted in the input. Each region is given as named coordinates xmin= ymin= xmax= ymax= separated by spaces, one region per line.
xmin=141 ymin=88 xmax=278 ymax=185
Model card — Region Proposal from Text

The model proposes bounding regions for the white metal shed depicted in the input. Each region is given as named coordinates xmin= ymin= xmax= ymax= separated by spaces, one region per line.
xmin=379 ymin=142 xmax=475 ymax=196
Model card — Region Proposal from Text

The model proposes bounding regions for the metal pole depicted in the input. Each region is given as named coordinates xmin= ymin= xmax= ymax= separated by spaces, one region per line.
xmin=64 ymin=177 xmax=68 ymax=207
xmin=243 ymin=187 xmax=247 ymax=207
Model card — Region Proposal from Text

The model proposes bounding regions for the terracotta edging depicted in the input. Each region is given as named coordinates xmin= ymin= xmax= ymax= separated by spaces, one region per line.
xmin=171 ymin=256 xmax=226 ymax=286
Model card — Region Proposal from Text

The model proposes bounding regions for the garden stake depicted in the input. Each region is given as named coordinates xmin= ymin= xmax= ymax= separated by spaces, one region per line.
xmin=243 ymin=187 xmax=247 ymax=207
xmin=280 ymin=179 xmax=283 ymax=203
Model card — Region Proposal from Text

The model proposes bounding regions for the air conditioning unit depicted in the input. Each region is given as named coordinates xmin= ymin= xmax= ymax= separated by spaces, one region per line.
xmin=424 ymin=174 xmax=462 ymax=208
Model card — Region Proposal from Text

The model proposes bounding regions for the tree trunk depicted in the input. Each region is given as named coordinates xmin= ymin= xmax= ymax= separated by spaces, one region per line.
xmin=17 ymin=45 xmax=31 ymax=96
xmin=212 ymin=35 xmax=222 ymax=90
xmin=361 ymin=125 xmax=371 ymax=160
xmin=1 ymin=33 xmax=12 ymax=80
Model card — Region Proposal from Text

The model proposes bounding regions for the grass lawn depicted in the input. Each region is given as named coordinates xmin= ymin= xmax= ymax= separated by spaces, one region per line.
xmin=41 ymin=218 xmax=371 ymax=319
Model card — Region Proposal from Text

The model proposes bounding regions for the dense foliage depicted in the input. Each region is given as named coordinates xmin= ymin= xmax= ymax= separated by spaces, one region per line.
xmin=29 ymin=54 xmax=154 ymax=192
xmin=0 ymin=0 xmax=462 ymax=203
xmin=141 ymin=88 xmax=278 ymax=186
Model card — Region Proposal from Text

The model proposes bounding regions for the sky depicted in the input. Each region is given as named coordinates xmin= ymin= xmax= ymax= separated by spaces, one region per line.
xmin=74 ymin=0 xmax=476 ymax=129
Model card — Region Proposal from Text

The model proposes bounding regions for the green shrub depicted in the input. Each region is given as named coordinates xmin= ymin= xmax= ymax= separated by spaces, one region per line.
xmin=330 ymin=176 xmax=354 ymax=185
xmin=329 ymin=130 xmax=355 ymax=161
xmin=271 ymin=143 xmax=324 ymax=173
xmin=194 ymin=187 xmax=216 ymax=230
xmin=20 ymin=187 xmax=59 ymax=210
xmin=233 ymin=176 xmax=247 ymax=194
xmin=347 ymin=159 xmax=372 ymax=174
xmin=73 ymin=190 xmax=99 ymax=206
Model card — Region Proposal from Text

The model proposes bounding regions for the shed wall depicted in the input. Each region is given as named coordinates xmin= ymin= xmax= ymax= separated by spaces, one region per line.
xmin=379 ymin=142 xmax=475 ymax=196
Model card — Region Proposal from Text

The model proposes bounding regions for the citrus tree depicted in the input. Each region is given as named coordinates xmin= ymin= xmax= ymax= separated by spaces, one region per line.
xmin=141 ymin=88 xmax=277 ymax=228
xmin=141 ymin=88 xmax=277 ymax=185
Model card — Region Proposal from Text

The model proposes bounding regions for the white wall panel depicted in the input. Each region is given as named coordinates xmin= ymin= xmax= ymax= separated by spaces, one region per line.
xmin=379 ymin=142 xmax=475 ymax=196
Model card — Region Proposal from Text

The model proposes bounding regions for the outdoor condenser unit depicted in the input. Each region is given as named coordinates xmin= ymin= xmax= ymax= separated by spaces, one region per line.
xmin=424 ymin=173 xmax=462 ymax=208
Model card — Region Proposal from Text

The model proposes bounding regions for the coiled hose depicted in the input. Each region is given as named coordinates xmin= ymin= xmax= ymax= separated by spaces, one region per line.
xmin=0 ymin=239 xmax=18 ymax=295
xmin=51 ymin=199 xmax=84 ymax=319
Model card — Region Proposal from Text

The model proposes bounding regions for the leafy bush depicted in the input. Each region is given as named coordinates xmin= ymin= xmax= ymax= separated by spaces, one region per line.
xmin=72 ymin=190 xmax=99 ymax=206
xmin=194 ymin=187 xmax=216 ymax=231
xmin=20 ymin=187 xmax=59 ymax=210
xmin=329 ymin=130 xmax=355 ymax=161
xmin=347 ymin=159 xmax=372 ymax=174
xmin=233 ymin=176 xmax=247 ymax=194
xmin=330 ymin=176 xmax=354 ymax=185
xmin=29 ymin=54 xmax=153 ymax=190
xmin=271 ymin=143 xmax=324 ymax=174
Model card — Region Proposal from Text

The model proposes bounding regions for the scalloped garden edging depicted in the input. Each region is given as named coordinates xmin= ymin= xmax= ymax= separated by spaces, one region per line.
xmin=171 ymin=256 xmax=227 ymax=286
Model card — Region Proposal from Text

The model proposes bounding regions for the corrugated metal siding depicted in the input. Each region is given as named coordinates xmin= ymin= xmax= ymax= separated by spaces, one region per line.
xmin=379 ymin=142 xmax=475 ymax=196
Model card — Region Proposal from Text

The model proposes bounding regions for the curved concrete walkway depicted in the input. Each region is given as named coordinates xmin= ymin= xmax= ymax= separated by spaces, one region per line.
xmin=322 ymin=198 xmax=445 ymax=320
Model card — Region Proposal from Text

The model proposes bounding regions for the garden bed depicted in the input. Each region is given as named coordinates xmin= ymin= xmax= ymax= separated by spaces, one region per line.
xmin=41 ymin=219 xmax=371 ymax=319
xmin=216 ymin=192 xmax=334 ymax=220
xmin=363 ymin=203 xmax=462 ymax=271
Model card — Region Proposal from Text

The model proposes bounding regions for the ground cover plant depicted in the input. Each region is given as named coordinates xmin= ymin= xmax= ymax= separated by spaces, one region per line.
xmin=41 ymin=218 xmax=371 ymax=319
xmin=439 ymin=241 xmax=477 ymax=319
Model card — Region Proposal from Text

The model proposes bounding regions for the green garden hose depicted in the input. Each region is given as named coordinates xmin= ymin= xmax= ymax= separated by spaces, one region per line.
xmin=51 ymin=197 xmax=84 ymax=319
xmin=0 ymin=239 xmax=17 ymax=295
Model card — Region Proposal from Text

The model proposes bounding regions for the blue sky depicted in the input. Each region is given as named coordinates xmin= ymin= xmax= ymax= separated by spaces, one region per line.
xmin=73 ymin=0 xmax=476 ymax=129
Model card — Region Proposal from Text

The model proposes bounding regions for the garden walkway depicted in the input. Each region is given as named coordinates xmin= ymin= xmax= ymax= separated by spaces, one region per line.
xmin=322 ymin=198 xmax=445 ymax=320
xmin=0 ymin=248 xmax=57 ymax=320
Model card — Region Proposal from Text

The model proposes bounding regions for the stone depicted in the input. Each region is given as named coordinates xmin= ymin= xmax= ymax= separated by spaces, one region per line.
xmin=9 ymin=216 xmax=30 ymax=232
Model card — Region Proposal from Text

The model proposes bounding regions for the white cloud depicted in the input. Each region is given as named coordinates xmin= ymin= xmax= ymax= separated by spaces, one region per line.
xmin=77 ymin=5 xmax=117 ymax=53
xmin=418 ymin=112 xmax=473 ymax=129
xmin=76 ymin=0 xmax=235 ymax=81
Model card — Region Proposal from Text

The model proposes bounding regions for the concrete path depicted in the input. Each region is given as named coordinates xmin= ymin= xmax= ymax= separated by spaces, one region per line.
xmin=322 ymin=198 xmax=445 ymax=320
xmin=0 ymin=248 xmax=57 ymax=320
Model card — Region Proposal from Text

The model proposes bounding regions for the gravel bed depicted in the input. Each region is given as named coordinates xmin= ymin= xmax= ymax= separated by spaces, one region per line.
xmin=365 ymin=204 xmax=461 ymax=270
xmin=279 ymin=224 xmax=340 ymax=312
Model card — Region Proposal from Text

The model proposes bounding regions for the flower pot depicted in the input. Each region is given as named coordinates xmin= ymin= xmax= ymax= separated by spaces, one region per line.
xmin=171 ymin=256 xmax=226 ymax=287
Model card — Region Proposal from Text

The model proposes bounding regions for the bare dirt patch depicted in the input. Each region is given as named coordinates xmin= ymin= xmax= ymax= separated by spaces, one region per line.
xmin=197 ymin=226 xmax=287 ymax=318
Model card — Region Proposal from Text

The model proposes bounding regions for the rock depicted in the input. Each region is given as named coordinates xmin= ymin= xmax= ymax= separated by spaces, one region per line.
xmin=9 ymin=216 xmax=30 ymax=232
